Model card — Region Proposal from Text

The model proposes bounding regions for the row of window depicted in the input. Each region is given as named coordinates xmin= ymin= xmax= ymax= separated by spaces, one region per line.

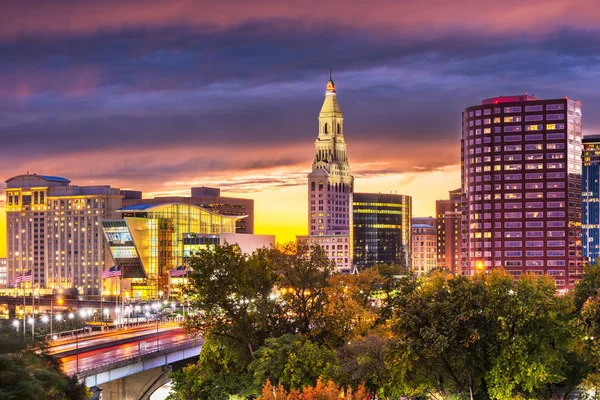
xmin=467 ymin=104 xmax=564 ymax=118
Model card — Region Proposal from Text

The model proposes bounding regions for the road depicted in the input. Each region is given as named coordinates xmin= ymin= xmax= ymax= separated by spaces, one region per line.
xmin=49 ymin=322 xmax=183 ymax=355
xmin=59 ymin=329 xmax=198 ymax=376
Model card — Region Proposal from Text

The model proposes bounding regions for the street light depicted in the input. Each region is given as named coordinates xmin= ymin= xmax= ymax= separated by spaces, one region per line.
xmin=12 ymin=319 xmax=19 ymax=331
xmin=152 ymin=302 xmax=160 ymax=351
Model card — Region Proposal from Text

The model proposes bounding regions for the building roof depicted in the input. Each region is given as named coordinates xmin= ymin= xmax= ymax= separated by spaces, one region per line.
xmin=39 ymin=175 xmax=70 ymax=183
xmin=118 ymin=202 xmax=247 ymax=220
xmin=320 ymin=78 xmax=342 ymax=117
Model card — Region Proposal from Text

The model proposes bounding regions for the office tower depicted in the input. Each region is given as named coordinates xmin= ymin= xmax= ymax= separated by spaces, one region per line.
xmin=352 ymin=193 xmax=412 ymax=271
xmin=412 ymin=217 xmax=437 ymax=275
xmin=583 ymin=135 xmax=600 ymax=264
xmin=297 ymin=76 xmax=354 ymax=272
xmin=123 ymin=186 xmax=254 ymax=234
xmin=461 ymin=95 xmax=583 ymax=289
xmin=436 ymin=188 xmax=462 ymax=274
xmin=102 ymin=203 xmax=273 ymax=299
xmin=5 ymin=174 xmax=122 ymax=294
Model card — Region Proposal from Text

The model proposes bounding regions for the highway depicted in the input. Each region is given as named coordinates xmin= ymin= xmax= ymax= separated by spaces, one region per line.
xmin=59 ymin=329 xmax=197 ymax=376
xmin=49 ymin=322 xmax=183 ymax=355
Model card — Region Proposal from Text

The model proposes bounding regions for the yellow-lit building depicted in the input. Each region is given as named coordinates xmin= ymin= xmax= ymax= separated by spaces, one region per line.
xmin=102 ymin=203 xmax=274 ymax=300
xmin=5 ymin=174 xmax=122 ymax=295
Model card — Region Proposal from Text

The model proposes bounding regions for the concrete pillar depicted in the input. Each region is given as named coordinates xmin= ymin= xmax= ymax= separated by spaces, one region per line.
xmin=98 ymin=365 xmax=171 ymax=400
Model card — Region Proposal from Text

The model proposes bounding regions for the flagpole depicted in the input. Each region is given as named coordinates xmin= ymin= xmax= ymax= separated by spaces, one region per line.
xmin=31 ymin=282 xmax=35 ymax=340
xmin=22 ymin=282 xmax=26 ymax=338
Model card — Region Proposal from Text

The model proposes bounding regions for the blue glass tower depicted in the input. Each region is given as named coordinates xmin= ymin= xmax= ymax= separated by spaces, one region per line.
xmin=583 ymin=135 xmax=600 ymax=264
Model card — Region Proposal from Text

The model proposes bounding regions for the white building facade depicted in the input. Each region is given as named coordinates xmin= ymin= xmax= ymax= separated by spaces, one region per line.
xmin=298 ymin=77 xmax=354 ymax=272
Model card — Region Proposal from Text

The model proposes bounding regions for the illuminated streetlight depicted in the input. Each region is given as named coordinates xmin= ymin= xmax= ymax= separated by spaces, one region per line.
xmin=41 ymin=315 xmax=49 ymax=324
xmin=12 ymin=320 xmax=19 ymax=329
xmin=55 ymin=314 xmax=63 ymax=322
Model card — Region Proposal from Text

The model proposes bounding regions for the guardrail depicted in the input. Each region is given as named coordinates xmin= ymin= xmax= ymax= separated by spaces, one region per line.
xmin=74 ymin=339 xmax=199 ymax=377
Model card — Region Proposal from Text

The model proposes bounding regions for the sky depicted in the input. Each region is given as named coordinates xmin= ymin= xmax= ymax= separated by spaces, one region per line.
xmin=2 ymin=0 xmax=600 ymax=257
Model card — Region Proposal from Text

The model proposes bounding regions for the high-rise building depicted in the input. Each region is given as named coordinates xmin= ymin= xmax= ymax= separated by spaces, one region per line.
xmin=583 ymin=135 xmax=600 ymax=264
xmin=297 ymin=76 xmax=354 ymax=272
xmin=436 ymin=189 xmax=462 ymax=274
xmin=5 ymin=174 xmax=122 ymax=294
xmin=461 ymin=95 xmax=583 ymax=289
xmin=352 ymin=193 xmax=412 ymax=271
xmin=411 ymin=217 xmax=437 ymax=276
xmin=123 ymin=186 xmax=254 ymax=234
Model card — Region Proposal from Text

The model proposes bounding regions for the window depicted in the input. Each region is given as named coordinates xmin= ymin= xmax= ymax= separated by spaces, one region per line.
xmin=547 ymin=172 xmax=565 ymax=179
xmin=504 ymin=155 xmax=522 ymax=161
xmin=526 ymin=211 xmax=544 ymax=218
xmin=526 ymin=124 xmax=543 ymax=131
xmin=525 ymin=153 xmax=543 ymax=160
xmin=506 ymin=241 xmax=522 ymax=247
xmin=525 ymin=134 xmax=544 ymax=141
xmin=505 ymin=212 xmax=522 ymax=218
xmin=525 ymin=105 xmax=543 ymax=112
xmin=526 ymin=231 xmax=544 ymax=237
xmin=547 ymin=192 xmax=565 ymax=198
xmin=526 ymin=241 xmax=544 ymax=247
xmin=547 ymin=211 xmax=565 ymax=217
xmin=505 ymin=183 xmax=522 ymax=190
xmin=505 ymin=164 xmax=522 ymax=170
xmin=548 ymin=231 xmax=565 ymax=237
xmin=526 ymin=202 xmax=543 ymax=208
xmin=505 ymin=203 xmax=522 ymax=209
xmin=547 ymin=221 xmax=565 ymax=227
xmin=547 ymin=123 xmax=565 ymax=130
xmin=547 ymin=104 xmax=565 ymax=111
xmin=505 ymin=222 xmax=522 ymax=228
xmin=547 ymin=143 xmax=565 ymax=150
xmin=505 ymin=106 xmax=522 ymax=113
xmin=525 ymin=115 xmax=543 ymax=121
xmin=526 ymin=250 xmax=544 ymax=257
xmin=504 ymin=126 xmax=522 ymax=133
xmin=526 ymin=260 xmax=544 ymax=266
xmin=547 ymin=250 xmax=565 ymax=256
xmin=526 ymin=221 xmax=544 ymax=228
xmin=547 ymin=113 xmax=565 ymax=120
xmin=505 ymin=251 xmax=522 ymax=257
xmin=493 ymin=117 xmax=501 ymax=123
xmin=525 ymin=192 xmax=543 ymax=199
xmin=526 ymin=182 xmax=543 ymax=189
xmin=547 ymin=182 xmax=564 ymax=188
xmin=548 ymin=240 xmax=566 ymax=247
xmin=505 ymin=193 xmax=522 ymax=199
xmin=547 ymin=153 xmax=564 ymax=160
xmin=504 ymin=116 xmax=522 ymax=123
xmin=525 ymin=144 xmax=543 ymax=150
xmin=505 ymin=174 xmax=523 ymax=181
xmin=525 ymin=163 xmax=545 ymax=171
xmin=548 ymin=201 xmax=565 ymax=208
xmin=505 ymin=231 xmax=523 ymax=237
xmin=504 ymin=145 xmax=522 ymax=151
xmin=484 ymin=109 xmax=492 ymax=115
xmin=547 ymin=133 xmax=565 ymax=140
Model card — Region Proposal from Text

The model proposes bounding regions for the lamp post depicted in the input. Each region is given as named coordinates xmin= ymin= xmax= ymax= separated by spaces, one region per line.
xmin=12 ymin=319 xmax=19 ymax=332
xmin=55 ymin=314 xmax=62 ymax=340
xmin=27 ymin=316 xmax=34 ymax=340
xmin=152 ymin=302 xmax=160 ymax=351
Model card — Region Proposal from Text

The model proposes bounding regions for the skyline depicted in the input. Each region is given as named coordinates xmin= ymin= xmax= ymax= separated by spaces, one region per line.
xmin=2 ymin=0 xmax=600 ymax=257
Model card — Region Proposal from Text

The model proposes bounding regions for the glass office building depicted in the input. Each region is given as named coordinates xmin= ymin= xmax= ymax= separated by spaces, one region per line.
xmin=583 ymin=135 xmax=600 ymax=264
xmin=352 ymin=193 xmax=412 ymax=270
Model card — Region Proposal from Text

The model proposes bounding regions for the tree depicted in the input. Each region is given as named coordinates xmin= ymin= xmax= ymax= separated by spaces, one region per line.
xmin=389 ymin=270 xmax=578 ymax=399
xmin=273 ymin=243 xmax=332 ymax=335
xmin=0 ymin=330 xmax=90 ymax=400
xmin=257 ymin=378 xmax=368 ymax=400
xmin=575 ymin=264 xmax=600 ymax=311
xmin=250 ymin=334 xmax=336 ymax=391
xmin=183 ymin=243 xmax=290 ymax=360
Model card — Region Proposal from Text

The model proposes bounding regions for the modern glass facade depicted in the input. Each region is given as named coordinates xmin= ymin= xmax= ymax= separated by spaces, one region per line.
xmin=461 ymin=95 xmax=584 ymax=289
xmin=102 ymin=203 xmax=241 ymax=299
xmin=583 ymin=135 xmax=600 ymax=264
xmin=352 ymin=193 xmax=412 ymax=270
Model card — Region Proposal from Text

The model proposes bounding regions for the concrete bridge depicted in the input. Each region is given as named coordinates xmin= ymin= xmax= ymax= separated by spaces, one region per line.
xmin=50 ymin=324 xmax=202 ymax=399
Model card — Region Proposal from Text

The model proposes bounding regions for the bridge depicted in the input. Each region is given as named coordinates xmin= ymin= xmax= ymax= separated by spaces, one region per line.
xmin=50 ymin=322 xmax=202 ymax=399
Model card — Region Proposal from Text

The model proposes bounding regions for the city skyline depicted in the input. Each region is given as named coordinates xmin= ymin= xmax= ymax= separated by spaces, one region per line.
xmin=3 ymin=1 xmax=600 ymax=257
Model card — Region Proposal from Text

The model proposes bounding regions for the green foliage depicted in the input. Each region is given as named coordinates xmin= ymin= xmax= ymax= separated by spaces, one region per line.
xmin=250 ymin=334 xmax=336 ymax=391
xmin=0 ymin=331 xmax=89 ymax=400
xmin=390 ymin=270 xmax=578 ymax=399
xmin=172 ymin=244 xmax=600 ymax=399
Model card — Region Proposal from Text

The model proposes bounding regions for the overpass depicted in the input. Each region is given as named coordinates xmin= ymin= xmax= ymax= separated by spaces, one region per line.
xmin=50 ymin=323 xmax=202 ymax=399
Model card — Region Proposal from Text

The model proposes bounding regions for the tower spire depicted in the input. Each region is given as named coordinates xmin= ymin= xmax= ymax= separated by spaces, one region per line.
xmin=329 ymin=67 xmax=332 ymax=80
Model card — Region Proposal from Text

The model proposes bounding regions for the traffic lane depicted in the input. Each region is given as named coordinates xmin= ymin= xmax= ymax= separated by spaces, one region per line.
xmin=59 ymin=331 xmax=196 ymax=375
xmin=49 ymin=323 xmax=183 ymax=354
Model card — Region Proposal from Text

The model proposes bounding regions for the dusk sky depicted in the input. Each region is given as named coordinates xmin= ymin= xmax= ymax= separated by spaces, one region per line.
xmin=2 ymin=0 xmax=600 ymax=256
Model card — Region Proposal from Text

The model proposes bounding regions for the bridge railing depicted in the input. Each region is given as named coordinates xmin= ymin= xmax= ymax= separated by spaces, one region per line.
xmin=74 ymin=339 xmax=200 ymax=377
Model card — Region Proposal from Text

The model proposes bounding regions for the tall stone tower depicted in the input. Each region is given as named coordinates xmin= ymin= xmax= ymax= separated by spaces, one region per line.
xmin=299 ymin=76 xmax=354 ymax=273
